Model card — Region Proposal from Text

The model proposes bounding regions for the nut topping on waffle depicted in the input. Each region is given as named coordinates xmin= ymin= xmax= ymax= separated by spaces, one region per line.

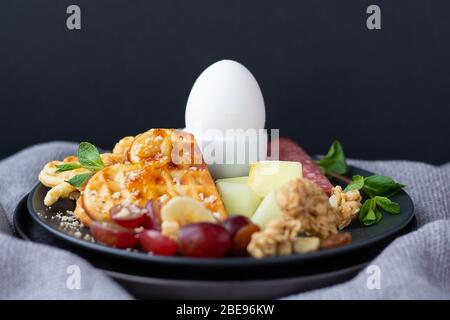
xmin=39 ymin=129 xmax=227 ymax=226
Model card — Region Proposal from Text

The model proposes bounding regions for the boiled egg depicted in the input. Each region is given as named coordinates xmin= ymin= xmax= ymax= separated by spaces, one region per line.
xmin=185 ymin=60 xmax=267 ymax=178
xmin=185 ymin=60 xmax=265 ymax=131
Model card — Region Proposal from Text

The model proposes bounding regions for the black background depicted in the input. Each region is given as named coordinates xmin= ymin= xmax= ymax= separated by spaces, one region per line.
xmin=1 ymin=0 xmax=449 ymax=164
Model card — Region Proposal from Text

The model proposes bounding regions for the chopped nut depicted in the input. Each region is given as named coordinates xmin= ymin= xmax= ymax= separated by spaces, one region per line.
xmin=203 ymin=195 xmax=217 ymax=204
xmin=112 ymin=192 xmax=121 ymax=199
xmin=247 ymin=216 xmax=302 ymax=258
xmin=126 ymin=170 xmax=140 ymax=181
xmin=275 ymin=178 xmax=338 ymax=239
xmin=329 ymin=186 xmax=362 ymax=229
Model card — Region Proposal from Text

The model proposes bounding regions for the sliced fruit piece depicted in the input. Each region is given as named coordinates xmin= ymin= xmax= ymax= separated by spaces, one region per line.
xmin=293 ymin=237 xmax=320 ymax=253
xmin=178 ymin=222 xmax=232 ymax=258
xmin=215 ymin=176 xmax=249 ymax=184
xmin=110 ymin=204 xmax=146 ymax=229
xmin=248 ymin=161 xmax=302 ymax=197
xmin=90 ymin=221 xmax=139 ymax=248
xmin=143 ymin=200 xmax=161 ymax=230
xmin=222 ymin=215 xmax=251 ymax=237
xmin=139 ymin=230 xmax=178 ymax=256
xmin=216 ymin=181 xmax=262 ymax=217
xmin=160 ymin=196 xmax=216 ymax=240
xmin=251 ymin=191 xmax=284 ymax=229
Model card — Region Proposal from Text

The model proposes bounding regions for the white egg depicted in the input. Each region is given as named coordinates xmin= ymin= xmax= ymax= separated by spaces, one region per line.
xmin=184 ymin=60 xmax=267 ymax=179
xmin=185 ymin=60 xmax=265 ymax=131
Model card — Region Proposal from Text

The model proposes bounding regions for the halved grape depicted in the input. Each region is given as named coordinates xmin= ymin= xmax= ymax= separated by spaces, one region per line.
xmin=90 ymin=221 xmax=139 ymax=248
xmin=110 ymin=204 xmax=146 ymax=229
xmin=178 ymin=223 xmax=232 ymax=258
xmin=232 ymin=223 xmax=260 ymax=256
xmin=144 ymin=200 xmax=162 ymax=230
xmin=139 ymin=230 xmax=178 ymax=256
xmin=222 ymin=215 xmax=250 ymax=237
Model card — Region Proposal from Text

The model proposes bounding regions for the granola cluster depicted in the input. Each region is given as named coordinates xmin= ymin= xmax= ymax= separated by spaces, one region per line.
xmin=329 ymin=186 xmax=362 ymax=229
xmin=247 ymin=216 xmax=319 ymax=258
xmin=247 ymin=178 xmax=359 ymax=258
xmin=275 ymin=178 xmax=338 ymax=239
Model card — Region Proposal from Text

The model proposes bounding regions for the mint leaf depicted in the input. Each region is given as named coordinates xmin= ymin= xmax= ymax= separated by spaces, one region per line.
xmin=363 ymin=208 xmax=377 ymax=225
xmin=55 ymin=163 xmax=83 ymax=173
xmin=361 ymin=205 xmax=383 ymax=226
xmin=66 ymin=173 xmax=92 ymax=188
xmin=374 ymin=196 xmax=401 ymax=214
xmin=344 ymin=175 xmax=364 ymax=192
xmin=363 ymin=175 xmax=405 ymax=197
xmin=374 ymin=208 xmax=383 ymax=224
xmin=77 ymin=142 xmax=104 ymax=172
xmin=316 ymin=141 xmax=348 ymax=175
xmin=359 ymin=199 xmax=373 ymax=223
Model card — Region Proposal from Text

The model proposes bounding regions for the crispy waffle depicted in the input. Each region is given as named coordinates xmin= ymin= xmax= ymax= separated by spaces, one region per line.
xmin=81 ymin=129 xmax=227 ymax=225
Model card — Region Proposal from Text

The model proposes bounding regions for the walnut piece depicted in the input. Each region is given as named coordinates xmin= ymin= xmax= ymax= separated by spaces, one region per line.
xmin=247 ymin=216 xmax=320 ymax=258
xmin=275 ymin=178 xmax=338 ymax=239
xmin=329 ymin=186 xmax=362 ymax=229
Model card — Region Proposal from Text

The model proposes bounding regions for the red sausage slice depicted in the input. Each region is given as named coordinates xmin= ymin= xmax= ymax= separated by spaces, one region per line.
xmin=268 ymin=138 xmax=333 ymax=195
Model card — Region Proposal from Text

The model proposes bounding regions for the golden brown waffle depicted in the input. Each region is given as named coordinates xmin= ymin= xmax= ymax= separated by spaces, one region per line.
xmin=81 ymin=129 xmax=227 ymax=225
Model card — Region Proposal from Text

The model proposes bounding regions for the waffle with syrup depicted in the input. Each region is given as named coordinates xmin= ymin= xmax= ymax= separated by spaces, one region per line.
xmin=80 ymin=129 xmax=227 ymax=226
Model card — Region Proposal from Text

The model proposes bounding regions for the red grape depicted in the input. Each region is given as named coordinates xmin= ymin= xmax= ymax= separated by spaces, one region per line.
xmin=110 ymin=204 xmax=146 ymax=229
xmin=144 ymin=200 xmax=161 ymax=230
xmin=232 ymin=223 xmax=260 ymax=256
xmin=222 ymin=215 xmax=250 ymax=237
xmin=139 ymin=230 xmax=178 ymax=256
xmin=90 ymin=221 xmax=139 ymax=248
xmin=179 ymin=223 xmax=232 ymax=258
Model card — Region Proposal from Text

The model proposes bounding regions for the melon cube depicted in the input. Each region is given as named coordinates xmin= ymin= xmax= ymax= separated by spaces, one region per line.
xmin=251 ymin=191 xmax=284 ymax=229
xmin=216 ymin=178 xmax=262 ymax=218
xmin=248 ymin=161 xmax=302 ymax=197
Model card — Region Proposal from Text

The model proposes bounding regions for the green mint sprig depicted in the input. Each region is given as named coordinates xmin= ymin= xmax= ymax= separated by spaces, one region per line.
xmin=316 ymin=141 xmax=348 ymax=175
xmin=66 ymin=173 xmax=94 ymax=188
xmin=344 ymin=175 xmax=404 ymax=225
xmin=55 ymin=142 xmax=104 ymax=188
xmin=55 ymin=163 xmax=82 ymax=173
xmin=316 ymin=141 xmax=406 ymax=226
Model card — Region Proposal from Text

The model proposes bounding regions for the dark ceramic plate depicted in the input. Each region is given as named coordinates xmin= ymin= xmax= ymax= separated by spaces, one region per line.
xmin=26 ymin=165 xmax=415 ymax=274
xmin=18 ymin=195 xmax=409 ymax=298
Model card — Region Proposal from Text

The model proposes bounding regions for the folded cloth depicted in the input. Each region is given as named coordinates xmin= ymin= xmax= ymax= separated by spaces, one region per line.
xmin=0 ymin=142 xmax=131 ymax=299
xmin=286 ymin=159 xmax=450 ymax=299
xmin=0 ymin=142 xmax=449 ymax=299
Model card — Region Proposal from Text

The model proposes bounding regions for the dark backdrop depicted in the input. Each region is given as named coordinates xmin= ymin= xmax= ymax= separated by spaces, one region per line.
xmin=1 ymin=0 xmax=449 ymax=164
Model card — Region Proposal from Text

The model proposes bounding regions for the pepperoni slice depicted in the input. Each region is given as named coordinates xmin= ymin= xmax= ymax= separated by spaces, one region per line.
xmin=268 ymin=138 xmax=333 ymax=195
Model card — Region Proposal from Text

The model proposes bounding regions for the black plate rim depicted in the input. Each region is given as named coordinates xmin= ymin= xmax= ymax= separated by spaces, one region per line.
xmin=14 ymin=201 xmax=367 ymax=285
xmin=26 ymin=166 xmax=414 ymax=268
xmin=105 ymin=261 xmax=367 ymax=286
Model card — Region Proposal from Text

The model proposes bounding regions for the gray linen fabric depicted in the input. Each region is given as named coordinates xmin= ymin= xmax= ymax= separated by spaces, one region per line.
xmin=287 ymin=159 xmax=450 ymax=299
xmin=0 ymin=142 xmax=449 ymax=299
xmin=0 ymin=142 xmax=131 ymax=299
